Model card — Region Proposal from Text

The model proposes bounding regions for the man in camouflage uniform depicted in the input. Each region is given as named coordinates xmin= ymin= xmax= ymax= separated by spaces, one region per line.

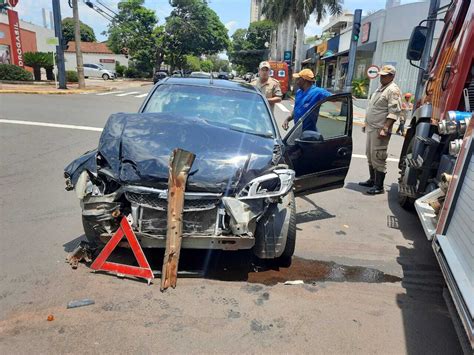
xmin=251 ymin=61 xmax=282 ymax=113
xmin=359 ymin=65 xmax=402 ymax=195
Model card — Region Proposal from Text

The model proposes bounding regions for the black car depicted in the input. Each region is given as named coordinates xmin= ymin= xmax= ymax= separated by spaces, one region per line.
xmin=64 ymin=78 xmax=353 ymax=265
xmin=153 ymin=71 xmax=168 ymax=84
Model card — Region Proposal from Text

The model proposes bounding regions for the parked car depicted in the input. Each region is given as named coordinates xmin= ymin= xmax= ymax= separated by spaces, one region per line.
xmin=243 ymin=72 xmax=254 ymax=82
xmin=64 ymin=78 xmax=354 ymax=266
xmin=188 ymin=71 xmax=213 ymax=79
xmin=83 ymin=63 xmax=116 ymax=80
xmin=217 ymin=72 xmax=229 ymax=80
xmin=153 ymin=71 xmax=168 ymax=84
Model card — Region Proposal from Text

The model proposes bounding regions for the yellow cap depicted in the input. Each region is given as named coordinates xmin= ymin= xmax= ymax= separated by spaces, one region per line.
xmin=378 ymin=65 xmax=396 ymax=76
xmin=293 ymin=68 xmax=315 ymax=81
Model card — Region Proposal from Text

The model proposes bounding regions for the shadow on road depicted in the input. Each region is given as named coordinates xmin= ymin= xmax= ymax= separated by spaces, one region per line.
xmin=386 ymin=183 xmax=462 ymax=354
xmin=296 ymin=196 xmax=336 ymax=224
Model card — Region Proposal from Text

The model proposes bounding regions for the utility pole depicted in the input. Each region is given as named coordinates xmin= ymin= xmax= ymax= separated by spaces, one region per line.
xmin=344 ymin=9 xmax=362 ymax=93
xmin=72 ymin=0 xmax=85 ymax=88
xmin=52 ymin=0 xmax=66 ymax=89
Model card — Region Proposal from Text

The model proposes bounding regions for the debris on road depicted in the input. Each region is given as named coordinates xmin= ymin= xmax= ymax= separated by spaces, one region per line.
xmin=47 ymin=315 xmax=55 ymax=321
xmin=67 ymin=299 xmax=95 ymax=309
xmin=66 ymin=241 xmax=93 ymax=269
xmin=284 ymin=280 xmax=304 ymax=285
xmin=161 ymin=148 xmax=196 ymax=291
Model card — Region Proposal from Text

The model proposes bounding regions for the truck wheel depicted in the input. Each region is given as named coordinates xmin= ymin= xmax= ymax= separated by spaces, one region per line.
xmin=82 ymin=216 xmax=105 ymax=248
xmin=276 ymin=192 xmax=296 ymax=267
xmin=398 ymin=136 xmax=416 ymax=210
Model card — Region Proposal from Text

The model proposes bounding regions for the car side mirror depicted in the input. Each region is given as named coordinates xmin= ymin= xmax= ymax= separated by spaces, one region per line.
xmin=295 ymin=131 xmax=324 ymax=144
xmin=407 ymin=25 xmax=428 ymax=61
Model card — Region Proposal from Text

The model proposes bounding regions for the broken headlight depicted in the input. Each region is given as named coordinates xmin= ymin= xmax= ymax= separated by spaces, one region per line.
xmin=237 ymin=169 xmax=295 ymax=200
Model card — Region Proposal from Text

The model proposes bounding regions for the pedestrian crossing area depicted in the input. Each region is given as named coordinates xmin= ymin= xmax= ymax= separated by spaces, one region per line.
xmin=81 ymin=90 xmax=150 ymax=98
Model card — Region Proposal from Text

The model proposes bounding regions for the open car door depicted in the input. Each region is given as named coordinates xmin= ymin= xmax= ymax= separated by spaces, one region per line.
xmin=283 ymin=93 xmax=353 ymax=196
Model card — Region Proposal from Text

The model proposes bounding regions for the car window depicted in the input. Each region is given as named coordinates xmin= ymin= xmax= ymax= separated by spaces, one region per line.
xmin=143 ymin=84 xmax=275 ymax=137
xmin=84 ymin=64 xmax=91 ymax=68
xmin=286 ymin=96 xmax=350 ymax=144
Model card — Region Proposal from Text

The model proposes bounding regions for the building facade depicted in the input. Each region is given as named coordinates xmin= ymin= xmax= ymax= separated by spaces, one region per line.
xmin=250 ymin=0 xmax=264 ymax=23
xmin=64 ymin=41 xmax=128 ymax=71
xmin=304 ymin=1 xmax=449 ymax=96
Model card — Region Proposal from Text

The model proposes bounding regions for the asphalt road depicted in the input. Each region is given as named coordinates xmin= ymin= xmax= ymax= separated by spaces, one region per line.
xmin=0 ymin=86 xmax=462 ymax=354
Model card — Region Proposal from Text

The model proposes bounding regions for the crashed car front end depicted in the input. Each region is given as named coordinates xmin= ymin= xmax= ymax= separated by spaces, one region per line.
xmin=65 ymin=112 xmax=295 ymax=259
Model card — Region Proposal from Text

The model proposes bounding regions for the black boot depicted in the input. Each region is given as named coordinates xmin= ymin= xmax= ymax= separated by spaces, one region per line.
xmin=367 ymin=170 xmax=386 ymax=195
xmin=359 ymin=166 xmax=375 ymax=187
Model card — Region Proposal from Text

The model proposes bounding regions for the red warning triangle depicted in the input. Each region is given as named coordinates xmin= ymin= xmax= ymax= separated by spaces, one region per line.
xmin=90 ymin=217 xmax=154 ymax=283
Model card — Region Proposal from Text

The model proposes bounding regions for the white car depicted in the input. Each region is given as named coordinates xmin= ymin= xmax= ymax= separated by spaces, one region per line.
xmin=83 ymin=63 xmax=116 ymax=80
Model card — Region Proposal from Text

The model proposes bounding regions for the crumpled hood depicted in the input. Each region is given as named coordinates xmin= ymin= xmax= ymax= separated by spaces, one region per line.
xmin=95 ymin=112 xmax=277 ymax=193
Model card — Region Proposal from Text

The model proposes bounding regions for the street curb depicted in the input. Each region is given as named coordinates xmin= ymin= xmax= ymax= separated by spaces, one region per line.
xmin=0 ymin=88 xmax=111 ymax=95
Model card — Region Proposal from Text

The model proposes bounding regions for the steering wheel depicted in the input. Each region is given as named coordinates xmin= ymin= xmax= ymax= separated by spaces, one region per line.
xmin=228 ymin=117 xmax=252 ymax=130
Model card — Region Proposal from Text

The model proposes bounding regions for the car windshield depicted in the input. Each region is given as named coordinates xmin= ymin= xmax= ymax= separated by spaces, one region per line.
xmin=143 ymin=84 xmax=275 ymax=137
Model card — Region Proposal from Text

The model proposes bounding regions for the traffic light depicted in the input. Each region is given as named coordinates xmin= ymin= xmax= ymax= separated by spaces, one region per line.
xmin=352 ymin=22 xmax=361 ymax=42
xmin=62 ymin=38 xmax=69 ymax=51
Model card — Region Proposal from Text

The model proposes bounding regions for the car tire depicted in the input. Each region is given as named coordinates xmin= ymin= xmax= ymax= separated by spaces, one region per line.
xmin=102 ymin=73 xmax=110 ymax=80
xmin=82 ymin=216 xmax=105 ymax=248
xmin=276 ymin=192 xmax=296 ymax=267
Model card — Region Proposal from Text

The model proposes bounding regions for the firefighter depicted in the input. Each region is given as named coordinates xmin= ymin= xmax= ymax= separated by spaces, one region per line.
xmin=396 ymin=92 xmax=413 ymax=135
xmin=359 ymin=65 xmax=402 ymax=195
xmin=251 ymin=61 xmax=283 ymax=113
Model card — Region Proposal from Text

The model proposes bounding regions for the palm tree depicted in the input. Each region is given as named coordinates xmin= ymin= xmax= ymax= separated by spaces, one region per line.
xmin=263 ymin=0 xmax=342 ymax=71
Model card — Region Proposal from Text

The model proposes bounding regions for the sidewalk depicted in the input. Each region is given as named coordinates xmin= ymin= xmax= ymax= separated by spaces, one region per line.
xmin=0 ymin=78 xmax=153 ymax=95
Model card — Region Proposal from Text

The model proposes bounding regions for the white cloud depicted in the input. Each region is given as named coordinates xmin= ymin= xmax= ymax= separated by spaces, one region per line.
xmin=225 ymin=20 xmax=238 ymax=35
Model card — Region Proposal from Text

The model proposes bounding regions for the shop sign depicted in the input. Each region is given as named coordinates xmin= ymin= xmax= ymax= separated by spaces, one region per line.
xmin=46 ymin=37 xmax=59 ymax=46
xmin=317 ymin=41 xmax=327 ymax=54
xmin=7 ymin=0 xmax=19 ymax=7
xmin=361 ymin=22 xmax=371 ymax=43
xmin=100 ymin=58 xmax=115 ymax=63
xmin=7 ymin=9 xmax=24 ymax=67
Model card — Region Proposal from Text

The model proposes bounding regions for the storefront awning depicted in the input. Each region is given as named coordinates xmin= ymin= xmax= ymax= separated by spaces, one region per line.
xmin=321 ymin=50 xmax=335 ymax=60
xmin=302 ymin=57 xmax=314 ymax=65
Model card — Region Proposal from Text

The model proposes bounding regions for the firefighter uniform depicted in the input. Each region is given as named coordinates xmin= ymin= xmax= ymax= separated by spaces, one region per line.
xmin=365 ymin=80 xmax=402 ymax=173
xmin=360 ymin=64 xmax=402 ymax=195
xmin=251 ymin=61 xmax=283 ymax=113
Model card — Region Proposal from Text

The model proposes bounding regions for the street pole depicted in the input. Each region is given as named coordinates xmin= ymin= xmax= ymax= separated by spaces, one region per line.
xmin=72 ymin=0 xmax=85 ymax=88
xmin=344 ymin=9 xmax=362 ymax=93
xmin=413 ymin=0 xmax=439 ymax=106
xmin=52 ymin=0 xmax=66 ymax=89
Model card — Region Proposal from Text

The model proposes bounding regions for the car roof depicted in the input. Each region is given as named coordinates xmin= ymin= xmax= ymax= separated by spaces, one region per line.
xmin=160 ymin=77 xmax=259 ymax=93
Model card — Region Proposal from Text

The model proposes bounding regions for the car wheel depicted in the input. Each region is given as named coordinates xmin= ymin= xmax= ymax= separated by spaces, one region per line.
xmin=276 ymin=192 xmax=296 ymax=267
xmin=82 ymin=216 xmax=105 ymax=248
xmin=102 ymin=73 xmax=110 ymax=80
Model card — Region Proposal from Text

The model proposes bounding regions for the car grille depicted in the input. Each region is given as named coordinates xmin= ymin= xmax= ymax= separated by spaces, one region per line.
xmin=125 ymin=192 xmax=219 ymax=212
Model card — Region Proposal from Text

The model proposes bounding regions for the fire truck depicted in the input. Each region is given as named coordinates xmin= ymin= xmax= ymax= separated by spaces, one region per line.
xmin=399 ymin=0 xmax=473 ymax=351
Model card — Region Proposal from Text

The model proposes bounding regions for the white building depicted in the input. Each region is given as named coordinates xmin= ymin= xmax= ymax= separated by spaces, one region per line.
xmin=64 ymin=41 xmax=128 ymax=71
xmin=250 ymin=0 xmax=264 ymax=23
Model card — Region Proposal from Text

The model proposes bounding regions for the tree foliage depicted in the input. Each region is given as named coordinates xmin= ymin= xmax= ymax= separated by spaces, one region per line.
xmin=161 ymin=0 xmax=230 ymax=70
xmin=107 ymin=0 xmax=158 ymax=76
xmin=106 ymin=0 xmax=230 ymax=74
xmin=24 ymin=52 xmax=54 ymax=81
xmin=228 ymin=20 xmax=274 ymax=73
xmin=62 ymin=17 xmax=96 ymax=43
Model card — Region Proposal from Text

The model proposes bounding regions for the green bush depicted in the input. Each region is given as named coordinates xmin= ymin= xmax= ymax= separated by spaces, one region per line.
xmin=115 ymin=61 xmax=126 ymax=77
xmin=0 ymin=64 xmax=33 ymax=81
xmin=124 ymin=65 xmax=141 ymax=78
xmin=66 ymin=70 xmax=78 ymax=82
xmin=352 ymin=78 xmax=370 ymax=99
xmin=24 ymin=52 xmax=54 ymax=81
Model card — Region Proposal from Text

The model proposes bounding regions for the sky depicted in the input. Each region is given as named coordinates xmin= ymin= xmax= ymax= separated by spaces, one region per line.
xmin=15 ymin=0 xmax=420 ymax=41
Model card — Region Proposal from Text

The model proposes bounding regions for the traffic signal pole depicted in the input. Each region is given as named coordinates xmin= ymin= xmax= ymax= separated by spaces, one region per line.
xmin=344 ymin=9 xmax=362 ymax=93
xmin=52 ymin=0 xmax=66 ymax=89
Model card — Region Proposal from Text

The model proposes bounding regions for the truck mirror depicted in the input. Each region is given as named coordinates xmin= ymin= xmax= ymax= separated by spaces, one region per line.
xmin=407 ymin=25 xmax=428 ymax=61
